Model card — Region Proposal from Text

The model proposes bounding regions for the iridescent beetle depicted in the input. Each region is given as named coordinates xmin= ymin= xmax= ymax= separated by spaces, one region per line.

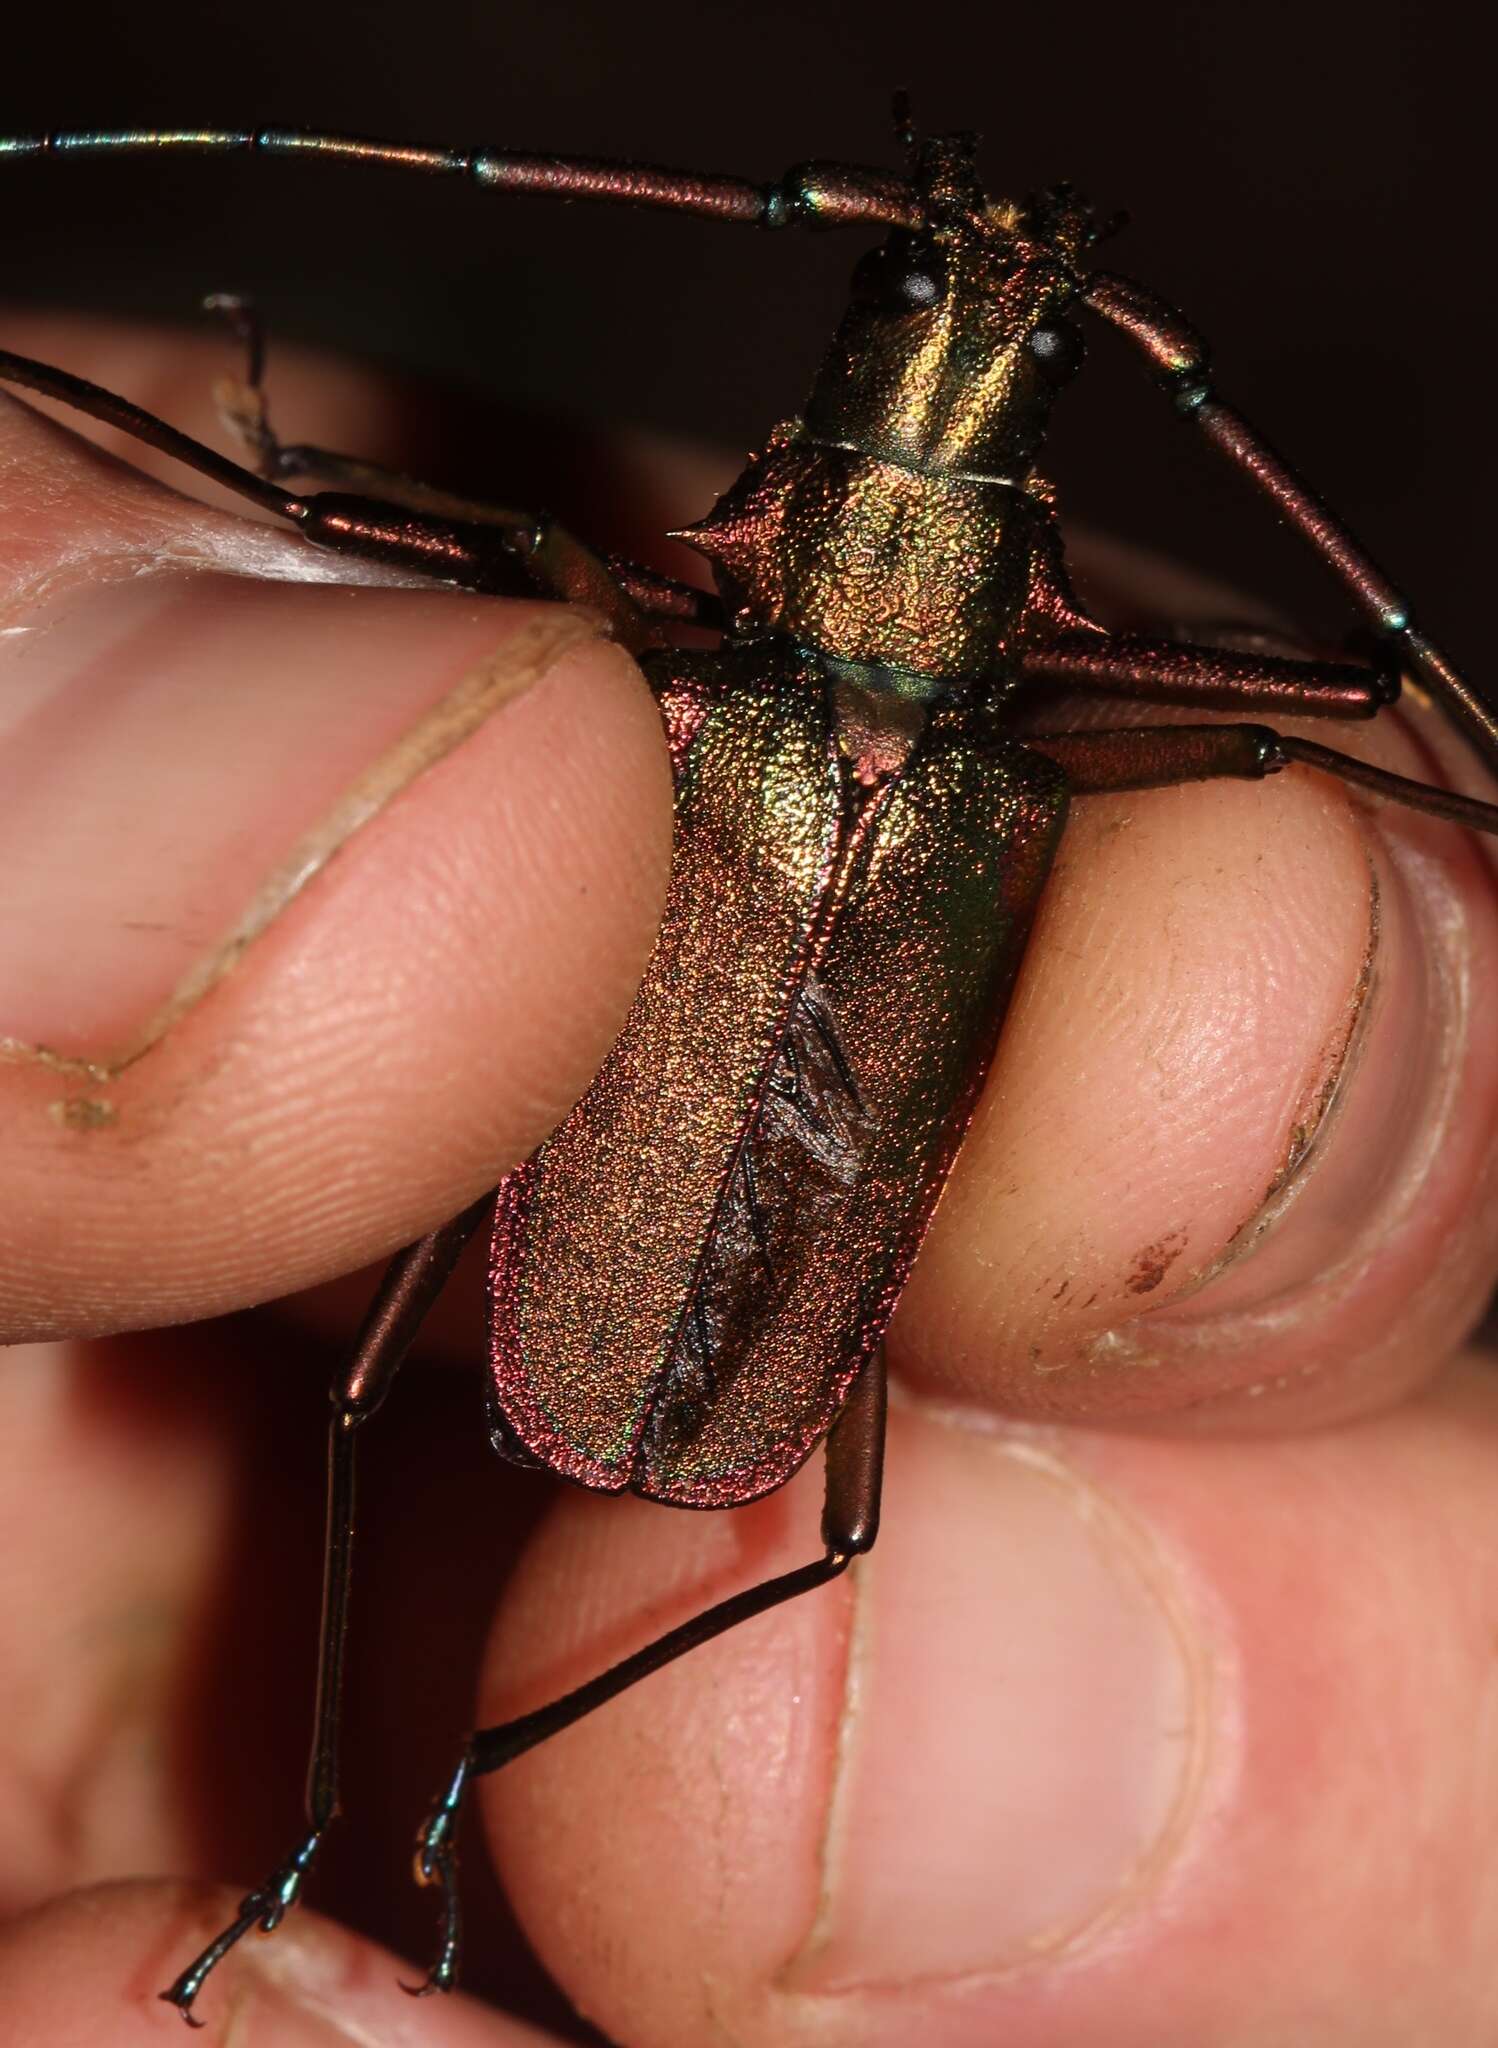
xmin=4 ymin=111 xmax=1497 ymax=2024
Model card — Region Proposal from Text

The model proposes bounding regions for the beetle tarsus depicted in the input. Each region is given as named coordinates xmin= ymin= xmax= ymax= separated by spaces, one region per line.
xmin=398 ymin=1845 xmax=462 ymax=1998
xmin=157 ymin=1828 xmax=324 ymax=2023
xmin=203 ymin=289 xmax=285 ymax=478
xmin=202 ymin=289 xmax=266 ymax=386
xmin=406 ymin=1745 xmax=473 ymax=1995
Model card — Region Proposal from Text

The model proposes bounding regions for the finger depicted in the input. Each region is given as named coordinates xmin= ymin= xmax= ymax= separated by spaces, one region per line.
xmin=0 ymin=385 xmax=672 ymax=1338
xmin=898 ymin=630 xmax=1498 ymax=1431
xmin=0 ymin=1881 xmax=565 ymax=2045
xmin=11 ymin=307 xmax=1498 ymax=2048
xmin=18 ymin=314 xmax=1491 ymax=1423
xmin=0 ymin=1326 xmax=578 ymax=2025
xmin=480 ymin=1358 xmax=1498 ymax=2046
xmin=275 ymin=551 xmax=1498 ymax=1422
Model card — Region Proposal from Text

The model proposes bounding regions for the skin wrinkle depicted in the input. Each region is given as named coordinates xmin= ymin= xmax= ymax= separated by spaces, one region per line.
xmin=781 ymin=1404 xmax=1218 ymax=2001
xmin=0 ymin=609 xmax=599 ymax=1083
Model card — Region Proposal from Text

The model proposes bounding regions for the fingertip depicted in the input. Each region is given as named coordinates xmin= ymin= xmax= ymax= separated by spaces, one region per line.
xmin=478 ymin=1458 xmax=849 ymax=2044
xmin=0 ymin=409 xmax=673 ymax=1333
xmin=474 ymin=1402 xmax=1209 ymax=2045
xmin=898 ymin=711 xmax=1498 ymax=1433
xmin=0 ymin=1880 xmax=559 ymax=2043
xmin=474 ymin=1373 xmax=1498 ymax=2045
xmin=899 ymin=754 xmax=1375 ymax=1412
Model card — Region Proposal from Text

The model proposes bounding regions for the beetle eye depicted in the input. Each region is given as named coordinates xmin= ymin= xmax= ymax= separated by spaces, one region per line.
xmin=1028 ymin=319 xmax=1086 ymax=380
xmin=851 ymin=234 xmax=948 ymax=314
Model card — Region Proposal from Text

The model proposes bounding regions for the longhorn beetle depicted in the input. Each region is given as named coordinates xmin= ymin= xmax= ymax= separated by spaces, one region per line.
xmin=3 ymin=110 xmax=1497 ymax=2026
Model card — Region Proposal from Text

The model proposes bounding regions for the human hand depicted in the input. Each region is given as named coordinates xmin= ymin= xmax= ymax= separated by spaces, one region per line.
xmin=3 ymin=316 xmax=1497 ymax=2046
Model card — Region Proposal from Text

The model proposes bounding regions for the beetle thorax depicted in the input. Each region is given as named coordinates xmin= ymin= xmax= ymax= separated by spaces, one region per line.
xmin=678 ymin=177 xmax=1091 ymax=697
xmin=678 ymin=426 xmax=1051 ymax=695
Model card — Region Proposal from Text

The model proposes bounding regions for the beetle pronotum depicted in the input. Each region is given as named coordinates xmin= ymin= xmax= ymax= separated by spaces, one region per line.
xmin=3 ymin=112 xmax=1496 ymax=2026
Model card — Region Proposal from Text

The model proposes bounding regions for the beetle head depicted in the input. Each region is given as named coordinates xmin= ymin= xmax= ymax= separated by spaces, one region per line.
xmin=804 ymin=143 xmax=1099 ymax=481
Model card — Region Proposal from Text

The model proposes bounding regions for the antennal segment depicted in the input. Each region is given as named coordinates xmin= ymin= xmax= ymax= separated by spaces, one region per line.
xmin=1 ymin=129 xmax=918 ymax=230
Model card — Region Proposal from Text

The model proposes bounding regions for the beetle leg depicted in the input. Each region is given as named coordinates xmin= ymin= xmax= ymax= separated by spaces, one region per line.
xmin=158 ymin=1197 xmax=491 ymax=2026
xmin=404 ymin=1349 xmax=887 ymax=1997
xmin=0 ymin=342 xmax=304 ymax=519
xmin=1084 ymin=269 xmax=1498 ymax=767
xmin=1030 ymin=722 xmax=1289 ymax=794
xmin=199 ymin=290 xmax=723 ymax=635
xmin=1022 ymin=628 xmax=1394 ymax=719
xmin=1030 ymin=721 xmax=1498 ymax=835
xmin=0 ymin=344 xmax=705 ymax=641
xmin=200 ymin=290 xmax=280 ymax=474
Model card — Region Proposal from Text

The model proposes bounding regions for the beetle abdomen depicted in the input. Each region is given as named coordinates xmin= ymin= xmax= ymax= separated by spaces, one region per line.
xmin=487 ymin=643 xmax=1067 ymax=1506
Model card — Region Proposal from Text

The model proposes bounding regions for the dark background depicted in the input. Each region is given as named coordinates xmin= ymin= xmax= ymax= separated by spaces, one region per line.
xmin=0 ymin=0 xmax=1490 ymax=658
xmin=0 ymin=2 xmax=1488 ymax=2038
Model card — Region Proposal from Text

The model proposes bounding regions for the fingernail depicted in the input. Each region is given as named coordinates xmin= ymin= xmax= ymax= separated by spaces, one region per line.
xmin=229 ymin=1923 xmax=424 ymax=2046
xmin=0 ymin=573 xmax=592 ymax=1077
xmin=1135 ymin=810 xmax=1459 ymax=1337
xmin=225 ymin=1978 xmax=381 ymax=2048
xmin=787 ymin=1407 xmax=1210 ymax=1990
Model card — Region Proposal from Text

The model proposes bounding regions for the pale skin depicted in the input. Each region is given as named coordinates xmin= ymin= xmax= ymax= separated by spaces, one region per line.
xmin=3 ymin=314 xmax=1498 ymax=2046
